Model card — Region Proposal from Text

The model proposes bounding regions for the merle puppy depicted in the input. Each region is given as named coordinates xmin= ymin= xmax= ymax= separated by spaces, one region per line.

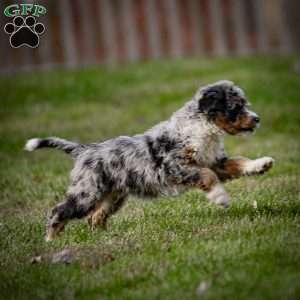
xmin=25 ymin=80 xmax=274 ymax=241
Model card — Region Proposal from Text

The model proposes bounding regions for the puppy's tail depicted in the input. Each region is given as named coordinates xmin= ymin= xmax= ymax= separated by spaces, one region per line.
xmin=24 ymin=137 xmax=85 ymax=158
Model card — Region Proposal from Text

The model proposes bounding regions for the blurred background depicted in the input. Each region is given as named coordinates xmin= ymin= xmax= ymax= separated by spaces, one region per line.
xmin=1 ymin=2 xmax=300 ymax=299
xmin=0 ymin=0 xmax=300 ymax=73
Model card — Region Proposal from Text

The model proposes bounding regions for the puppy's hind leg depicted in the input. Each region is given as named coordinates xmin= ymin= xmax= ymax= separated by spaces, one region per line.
xmin=46 ymin=192 xmax=98 ymax=241
xmin=46 ymin=201 xmax=69 ymax=242
xmin=87 ymin=200 xmax=109 ymax=231
xmin=88 ymin=194 xmax=127 ymax=230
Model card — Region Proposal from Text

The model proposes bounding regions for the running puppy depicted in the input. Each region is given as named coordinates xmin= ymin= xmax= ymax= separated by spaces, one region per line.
xmin=25 ymin=80 xmax=274 ymax=241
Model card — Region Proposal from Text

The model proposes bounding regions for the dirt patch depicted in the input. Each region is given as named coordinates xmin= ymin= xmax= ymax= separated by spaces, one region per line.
xmin=30 ymin=246 xmax=116 ymax=268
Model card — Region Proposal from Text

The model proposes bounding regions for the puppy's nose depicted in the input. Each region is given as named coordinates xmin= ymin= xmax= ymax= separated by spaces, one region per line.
xmin=253 ymin=116 xmax=260 ymax=123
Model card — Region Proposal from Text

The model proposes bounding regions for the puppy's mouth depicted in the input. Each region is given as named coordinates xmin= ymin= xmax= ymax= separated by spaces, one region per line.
xmin=237 ymin=125 xmax=259 ymax=136
xmin=240 ymin=127 xmax=255 ymax=132
xmin=239 ymin=121 xmax=260 ymax=133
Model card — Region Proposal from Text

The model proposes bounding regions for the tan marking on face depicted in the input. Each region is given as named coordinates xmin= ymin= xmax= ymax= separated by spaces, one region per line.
xmin=214 ymin=112 xmax=257 ymax=135
xmin=214 ymin=116 xmax=240 ymax=135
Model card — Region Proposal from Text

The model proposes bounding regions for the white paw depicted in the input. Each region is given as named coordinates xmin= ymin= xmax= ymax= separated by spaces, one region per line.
xmin=244 ymin=157 xmax=274 ymax=175
xmin=206 ymin=183 xmax=230 ymax=208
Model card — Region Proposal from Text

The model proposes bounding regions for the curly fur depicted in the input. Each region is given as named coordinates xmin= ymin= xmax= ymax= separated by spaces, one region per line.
xmin=25 ymin=80 xmax=274 ymax=241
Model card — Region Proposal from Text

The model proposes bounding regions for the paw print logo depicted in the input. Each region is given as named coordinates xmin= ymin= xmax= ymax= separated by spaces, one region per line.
xmin=4 ymin=16 xmax=45 ymax=48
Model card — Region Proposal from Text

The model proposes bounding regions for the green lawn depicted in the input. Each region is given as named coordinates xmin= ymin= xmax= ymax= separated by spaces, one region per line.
xmin=0 ymin=56 xmax=300 ymax=300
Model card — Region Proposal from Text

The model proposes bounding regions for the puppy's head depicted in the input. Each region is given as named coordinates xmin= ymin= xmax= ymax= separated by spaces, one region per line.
xmin=197 ymin=80 xmax=260 ymax=135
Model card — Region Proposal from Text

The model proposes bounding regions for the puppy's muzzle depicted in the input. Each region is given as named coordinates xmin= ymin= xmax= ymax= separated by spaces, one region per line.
xmin=244 ymin=111 xmax=260 ymax=131
xmin=250 ymin=112 xmax=260 ymax=129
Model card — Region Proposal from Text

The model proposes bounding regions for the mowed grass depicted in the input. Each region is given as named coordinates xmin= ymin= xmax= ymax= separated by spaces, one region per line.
xmin=0 ymin=56 xmax=300 ymax=300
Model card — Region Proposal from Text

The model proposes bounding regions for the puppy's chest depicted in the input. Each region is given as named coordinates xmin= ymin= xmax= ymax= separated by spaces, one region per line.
xmin=183 ymin=136 xmax=223 ymax=167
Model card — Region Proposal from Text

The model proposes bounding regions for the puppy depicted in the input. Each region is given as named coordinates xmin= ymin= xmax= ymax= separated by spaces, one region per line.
xmin=25 ymin=80 xmax=274 ymax=241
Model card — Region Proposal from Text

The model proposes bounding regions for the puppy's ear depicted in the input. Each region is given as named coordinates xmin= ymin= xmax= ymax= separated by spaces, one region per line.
xmin=198 ymin=86 xmax=226 ymax=116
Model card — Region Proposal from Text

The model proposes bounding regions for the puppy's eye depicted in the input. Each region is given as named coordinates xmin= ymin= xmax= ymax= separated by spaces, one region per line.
xmin=207 ymin=91 xmax=219 ymax=99
xmin=232 ymin=104 xmax=243 ymax=112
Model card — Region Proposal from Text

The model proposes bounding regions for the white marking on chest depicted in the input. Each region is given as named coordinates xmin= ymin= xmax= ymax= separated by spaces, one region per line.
xmin=190 ymin=135 xmax=222 ymax=166
xmin=179 ymin=119 xmax=224 ymax=166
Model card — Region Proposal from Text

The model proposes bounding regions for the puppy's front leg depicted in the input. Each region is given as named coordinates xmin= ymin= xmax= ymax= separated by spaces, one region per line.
xmin=213 ymin=156 xmax=274 ymax=181
xmin=242 ymin=157 xmax=275 ymax=175
xmin=197 ymin=168 xmax=230 ymax=208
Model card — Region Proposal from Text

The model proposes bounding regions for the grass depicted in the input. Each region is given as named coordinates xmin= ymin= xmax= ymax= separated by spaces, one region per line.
xmin=0 ymin=56 xmax=300 ymax=300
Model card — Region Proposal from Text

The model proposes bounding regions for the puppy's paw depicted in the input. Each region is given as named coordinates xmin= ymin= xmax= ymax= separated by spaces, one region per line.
xmin=258 ymin=157 xmax=274 ymax=174
xmin=206 ymin=183 xmax=230 ymax=208
xmin=244 ymin=157 xmax=274 ymax=175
